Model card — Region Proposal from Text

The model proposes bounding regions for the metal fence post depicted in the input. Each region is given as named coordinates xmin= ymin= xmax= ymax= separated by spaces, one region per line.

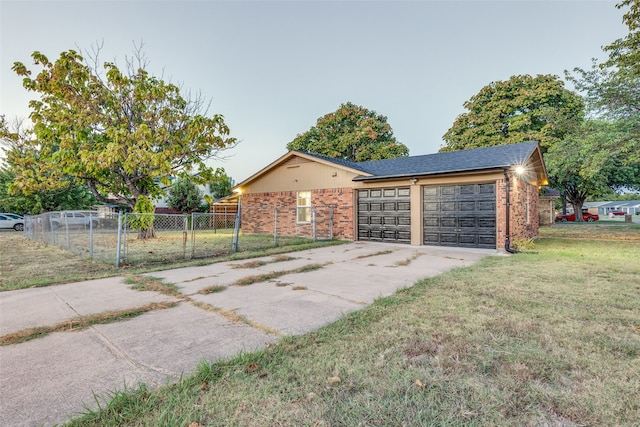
xmin=65 ymin=214 xmax=70 ymax=250
xmin=182 ymin=214 xmax=188 ymax=259
xmin=89 ymin=212 xmax=94 ymax=258
xmin=50 ymin=214 xmax=56 ymax=246
xmin=123 ymin=213 xmax=128 ymax=261
xmin=190 ymin=212 xmax=195 ymax=259
xmin=116 ymin=212 xmax=123 ymax=267
xmin=232 ymin=195 xmax=242 ymax=252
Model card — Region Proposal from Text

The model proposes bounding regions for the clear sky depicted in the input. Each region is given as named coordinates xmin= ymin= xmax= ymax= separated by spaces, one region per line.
xmin=0 ymin=0 xmax=628 ymax=183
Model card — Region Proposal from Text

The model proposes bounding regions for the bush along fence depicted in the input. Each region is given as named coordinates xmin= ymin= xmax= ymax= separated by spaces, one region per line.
xmin=22 ymin=207 xmax=334 ymax=267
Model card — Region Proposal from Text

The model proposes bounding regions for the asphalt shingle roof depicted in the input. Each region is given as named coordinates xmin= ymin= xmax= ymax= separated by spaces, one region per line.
xmin=304 ymin=141 xmax=540 ymax=181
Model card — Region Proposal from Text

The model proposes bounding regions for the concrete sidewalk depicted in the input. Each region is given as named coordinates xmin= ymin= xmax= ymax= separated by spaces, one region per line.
xmin=0 ymin=242 xmax=496 ymax=426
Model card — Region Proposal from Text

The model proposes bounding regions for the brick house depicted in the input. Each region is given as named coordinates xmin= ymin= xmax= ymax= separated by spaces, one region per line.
xmin=231 ymin=141 xmax=548 ymax=251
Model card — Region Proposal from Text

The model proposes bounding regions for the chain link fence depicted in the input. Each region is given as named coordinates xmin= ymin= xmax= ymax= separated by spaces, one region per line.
xmin=24 ymin=211 xmax=121 ymax=264
xmin=23 ymin=207 xmax=334 ymax=267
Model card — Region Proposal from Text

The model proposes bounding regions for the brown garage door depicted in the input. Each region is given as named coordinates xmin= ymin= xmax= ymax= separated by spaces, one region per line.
xmin=423 ymin=183 xmax=496 ymax=248
xmin=358 ymin=187 xmax=411 ymax=243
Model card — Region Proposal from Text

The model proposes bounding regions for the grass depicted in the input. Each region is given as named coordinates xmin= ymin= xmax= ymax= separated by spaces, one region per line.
xmin=199 ymin=263 xmax=325 ymax=292
xmin=231 ymin=255 xmax=297 ymax=269
xmin=62 ymin=223 xmax=640 ymax=426
xmin=123 ymin=275 xmax=182 ymax=297
xmin=0 ymin=301 xmax=179 ymax=346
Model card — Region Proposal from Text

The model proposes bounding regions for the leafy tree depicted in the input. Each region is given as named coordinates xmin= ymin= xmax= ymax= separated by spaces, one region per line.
xmin=167 ymin=178 xmax=203 ymax=213
xmin=566 ymin=0 xmax=639 ymax=159
xmin=128 ymin=195 xmax=155 ymax=239
xmin=559 ymin=0 xmax=640 ymax=218
xmin=287 ymin=102 xmax=409 ymax=161
xmin=604 ymin=0 xmax=640 ymax=79
xmin=7 ymin=47 xmax=236 ymax=238
xmin=546 ymin=119 xmax=640 ymax=220
xmin=208 ymin=167 xmax=233 ymax=200
xmin=0 ymin=169 xmax=97 ymax=214
xmin=441 ymin=74 xmax=584 ymax=152
xmin=1 ymin=116 xmax=97 ymax=214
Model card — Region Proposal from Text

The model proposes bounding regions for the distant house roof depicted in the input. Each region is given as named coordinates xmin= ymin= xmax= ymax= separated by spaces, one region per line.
xmin=306 ymin=141 xmax=546 ymax=184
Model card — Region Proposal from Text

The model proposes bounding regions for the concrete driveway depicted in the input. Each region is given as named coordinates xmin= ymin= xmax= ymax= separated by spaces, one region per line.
xmin=0 ymin=242 xmax=495 ymax=426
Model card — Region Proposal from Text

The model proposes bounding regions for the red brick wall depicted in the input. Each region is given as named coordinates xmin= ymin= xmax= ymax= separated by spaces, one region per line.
xmin=241 ymin=188 xmax=354 ymax=240
xmin=497 ymin=177 xmax=540 ymax=249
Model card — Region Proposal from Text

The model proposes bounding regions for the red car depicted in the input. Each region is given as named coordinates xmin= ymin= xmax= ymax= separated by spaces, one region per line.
xmin=610 ymin=210 xmax=625 ymax=216
xmin=556 ymin=212 xmax=599 ymax=222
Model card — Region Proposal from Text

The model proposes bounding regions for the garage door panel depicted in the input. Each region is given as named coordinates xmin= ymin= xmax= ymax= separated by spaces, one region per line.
xmin=441 ymin=202 xmax=456 ymax=211
xmin=424 ymin=202 xmax=439 ymax=212
xmin=423 ymin=187 xmax=438 ymax=197
xmin=370 ymin=216 xmax=382 ymax=225
xmin=460 ymin=201 xmax=476 ymax=210
xmin=478 ymin=201 xmax=495 ymax=211
xmin=441 ymin=186 xmax=456 ymax=196
xmin=440 ymin=233 xmax=458 ymax=244
xmin=479 ymin=235 xmax=497 ymax=246
xmin=384 ymin=216 xmax=397 ymax=225
xmin=424 ymin=217 xmax=438 ymax=227
xmin=459 ymin=217 xmax=477 ymax=228
xmin=423 ymin=183 xmax=496 ymax=249
xmin=358 ymin=187 xmax=411 ymax=244
xmin=397 ymin=201 xmax=411 ymax=211
xmin=441 ymin=217 xmax=457 ymax=227
xmin=383 ymin=202 xmax=396 ymax=211
xmin=478 ymin=218 xmax=496 ymax=228
xmin=397 ymin=216 xmax=411 ymax=226
xmin=459 ymin=234 xmax=477 ymax=245
xmin=479 ymin=184 xmax=495 ymax=194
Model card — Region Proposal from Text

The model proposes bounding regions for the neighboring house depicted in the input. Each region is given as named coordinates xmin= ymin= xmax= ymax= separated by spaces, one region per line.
xmin=539 ymin=188 xmax=561 ymax=226
xmin=584 ymin=200 xmax=640 ymax=216
xmin=231 ymin=141 xmax=548 ymax=251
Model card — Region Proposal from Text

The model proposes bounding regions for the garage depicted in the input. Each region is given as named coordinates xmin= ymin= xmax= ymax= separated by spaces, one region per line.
xmin=423 ymin=183 xmax=496 ymax=248
xmin=357 ymin=187 xmax=411 ymax=243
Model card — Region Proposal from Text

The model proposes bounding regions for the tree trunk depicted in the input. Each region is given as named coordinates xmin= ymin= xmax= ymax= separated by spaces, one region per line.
xmin=137 ymin=225 xmax=156 ymax=239
xmin=571 ymin=201 xmax=585 ymax=222
xmin=565 ymin=184 xmax=587 ymax=222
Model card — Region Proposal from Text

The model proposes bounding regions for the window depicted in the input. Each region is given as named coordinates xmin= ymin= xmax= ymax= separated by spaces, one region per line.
xmin=297 ymin=191 xmax=311 ymax=223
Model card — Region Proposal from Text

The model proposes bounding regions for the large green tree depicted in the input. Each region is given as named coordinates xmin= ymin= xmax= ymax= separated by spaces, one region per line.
xmin=441 ymin=74 xmax=584 ymax=152
xmin=208 ymin=167 xmax=233 ymax=200
xmin=6 ymin=48 xmax=236 ymax=236
xmin=558 ymin=0 xmax=640 ymax=218
xmin=1 ymin=116 xmax=97 ymax=214
xmin=567 ymin=0 xmax=638 ymax=153
xmin=287 ymin=102 xmax=409 ymax=161
xmin=167 ymin=178 xmax=203 ymax=214
xmin=0 ymin=169 xmax=97 ymax=214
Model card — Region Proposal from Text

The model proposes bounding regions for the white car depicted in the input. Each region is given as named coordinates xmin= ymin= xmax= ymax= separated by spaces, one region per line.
xmin=0 ymin=214 xmax=24 ymax=231
xmin=50 ymin=212 xmax=99 ymax=228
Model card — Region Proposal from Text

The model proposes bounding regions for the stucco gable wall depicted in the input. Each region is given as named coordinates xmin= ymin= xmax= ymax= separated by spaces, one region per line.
xmin=240 ymin=157 xmax=362 ymax=194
